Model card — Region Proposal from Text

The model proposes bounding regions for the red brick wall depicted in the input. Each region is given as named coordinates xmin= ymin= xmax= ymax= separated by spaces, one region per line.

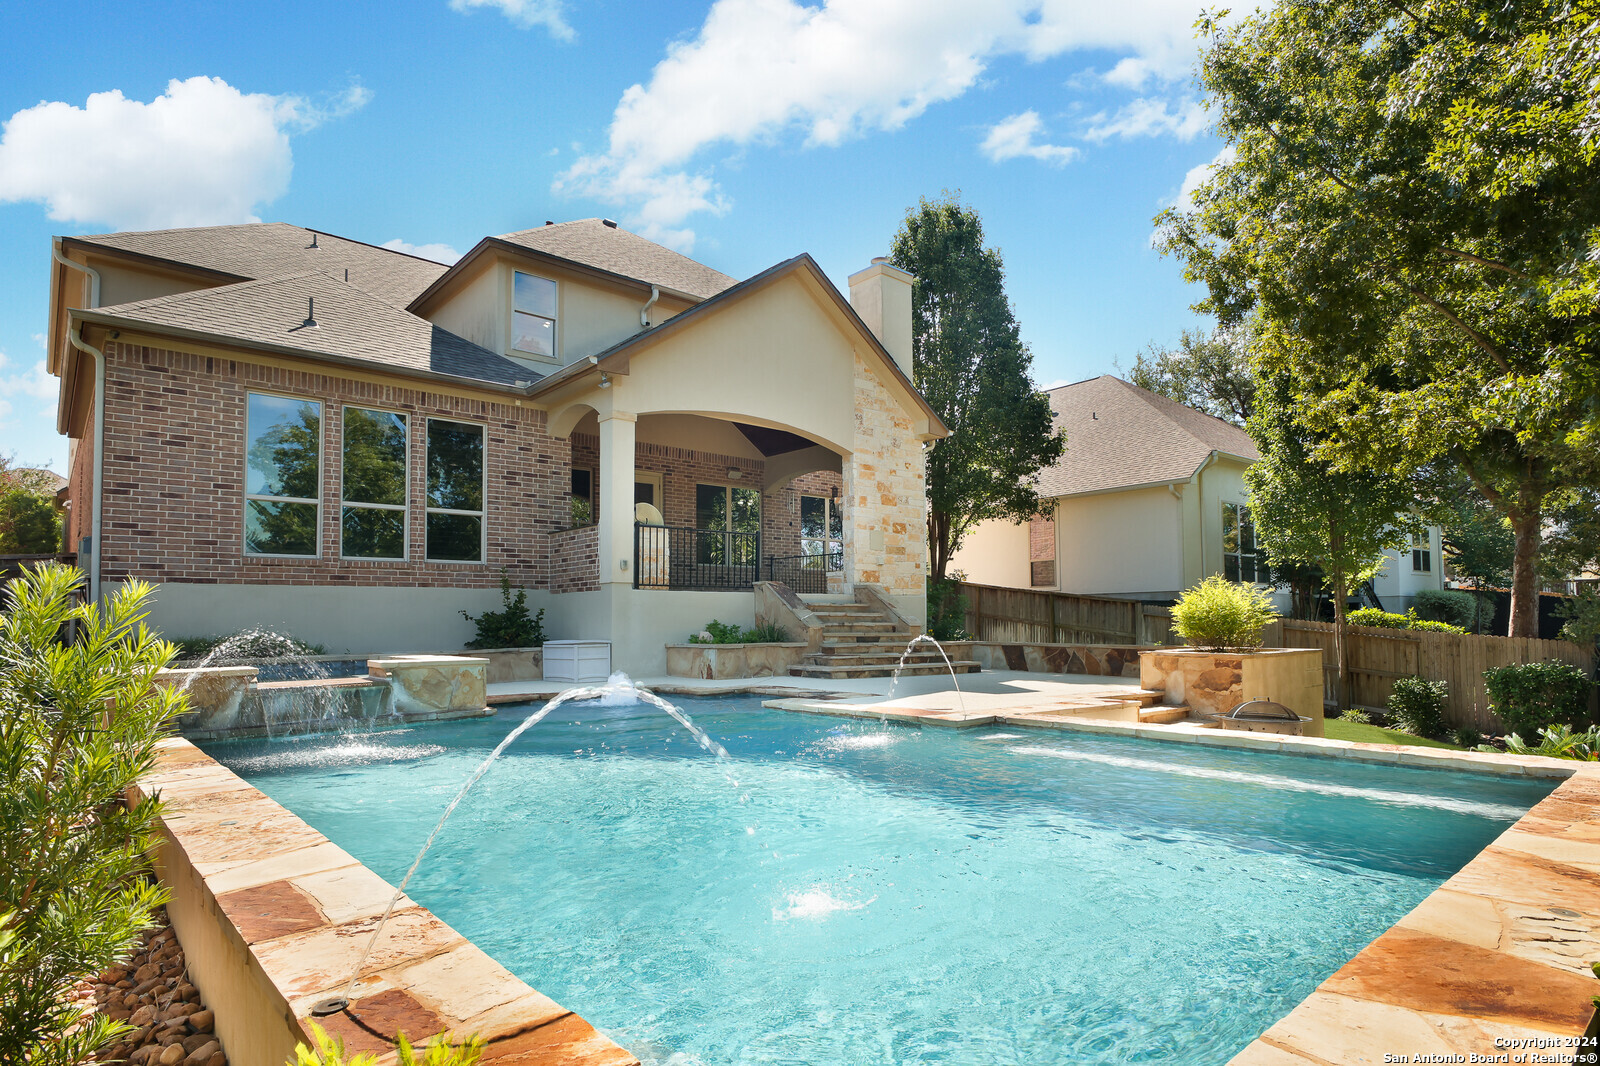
xmin=763 ymin=470 xmax=844 ymax=561
xmin=1029 ymin=515 xmax=1055 ymax=561
xmin=548 ymin=525 xmax=599 ymax=592
xmin=96 ymin=342 xmax=568 ymax=589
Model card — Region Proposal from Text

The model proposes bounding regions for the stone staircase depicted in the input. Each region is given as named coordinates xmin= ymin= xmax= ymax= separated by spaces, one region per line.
xmin=788 ymin=598 xmax=982 ymax=680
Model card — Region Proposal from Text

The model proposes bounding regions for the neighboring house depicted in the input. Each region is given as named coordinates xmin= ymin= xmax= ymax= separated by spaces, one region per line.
xmin=951 ymin=375 xmax=1442 ymax=610
xmin=46 ymin=222 xmax=943 ymax=670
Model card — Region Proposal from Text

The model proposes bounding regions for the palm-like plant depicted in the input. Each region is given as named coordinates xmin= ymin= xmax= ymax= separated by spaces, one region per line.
xmin=0 ymin=564 xmax=187 ymax=1064
xmin=1487 ymin=724 xmax=1600 ymax=762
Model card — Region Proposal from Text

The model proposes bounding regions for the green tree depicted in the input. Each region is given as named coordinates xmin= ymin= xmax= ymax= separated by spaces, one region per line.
xmin=891 ymin=195 xmax=1064 ymax=580
xmin=1125 ymin=320 xmax=1257 ymax=426
xmin=1435 ymin=492 xmax=1513 ymax=633
xmin=1245 ymin=367 xmax=1414 ymax=707
xmin=0 ymin=490 xmax=62 ymax=554
xmin=1159 ymin=0 xmax=1600 ymax=638
xmin=0 ymin=565 xmax=186 ymax=1064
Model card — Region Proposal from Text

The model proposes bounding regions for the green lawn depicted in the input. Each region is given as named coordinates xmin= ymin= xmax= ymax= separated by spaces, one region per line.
xmin=1322 ymin=717 xmax=1465 ymax=749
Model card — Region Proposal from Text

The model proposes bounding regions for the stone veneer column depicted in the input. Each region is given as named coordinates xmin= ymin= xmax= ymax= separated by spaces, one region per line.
xmin=842 ymin=350 xmax=928 ymax=624
xmin=595 ymin=410 xmax=637 ymax=587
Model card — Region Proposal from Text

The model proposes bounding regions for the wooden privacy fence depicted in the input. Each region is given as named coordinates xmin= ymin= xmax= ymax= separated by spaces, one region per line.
xmin=957 ymin=582 xmax=1175 ymax=645
xmin=955 ymin=582 xmax=1595 ymax=731
xmin=1262 ymin=619 xmax=1596 ymax=732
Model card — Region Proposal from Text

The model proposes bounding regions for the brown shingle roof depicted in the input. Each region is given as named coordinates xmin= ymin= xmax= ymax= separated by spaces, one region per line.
xmin=1037 ymin=375 xmax=1259 ymax=498
xmin=83 ymin=272 xmax=536 ymax=388
xmin=496 ymin=219 xmax=737 ymax=300
xmin=67 ymin=223 xmax=449 ymax=307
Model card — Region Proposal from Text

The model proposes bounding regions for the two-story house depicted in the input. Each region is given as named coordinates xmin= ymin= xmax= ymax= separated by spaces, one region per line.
xmin=46 ymin=220 xmax=944 ymax=670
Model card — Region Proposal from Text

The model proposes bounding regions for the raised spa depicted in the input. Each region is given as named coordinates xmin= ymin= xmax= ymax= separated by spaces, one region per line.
xmin=204 ymin=696 xmax=1554 ymax=1065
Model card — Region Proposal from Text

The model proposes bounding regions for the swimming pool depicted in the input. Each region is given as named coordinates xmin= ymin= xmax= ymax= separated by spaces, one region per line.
xmin=205 ymin=696 xmax=1554 ymax=1065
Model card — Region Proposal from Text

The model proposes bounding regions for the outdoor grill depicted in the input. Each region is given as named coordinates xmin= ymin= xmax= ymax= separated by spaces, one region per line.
xmin=1209 ymin=699 xmax=1312 ymax=736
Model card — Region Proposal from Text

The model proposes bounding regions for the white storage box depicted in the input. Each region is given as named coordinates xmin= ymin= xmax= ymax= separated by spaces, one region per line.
xmin=543 ymin=640 xmax=612 ymax=683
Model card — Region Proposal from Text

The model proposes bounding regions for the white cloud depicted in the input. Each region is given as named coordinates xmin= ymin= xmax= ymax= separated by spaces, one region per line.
xmin=449 ymin=0 xmax=574 ymax=40
xmin=0 ymin=76 xmax=370 ymax=231
xmin=981 ymin=111 xmax=1079 ymax=166
xmin=557 ymin=0 xmax=1208 ymax=240
xmin=381 ymin=238 xmax=462 ymax=265
xmin=1084 ymin=97 xmax=1206 ymax=143
xmin=1169 ymin=144 xmax=1236 ymax=210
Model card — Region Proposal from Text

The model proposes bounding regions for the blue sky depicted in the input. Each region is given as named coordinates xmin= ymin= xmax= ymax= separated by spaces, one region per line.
xmin=0 ymin=0 xmax=1228 ymax=473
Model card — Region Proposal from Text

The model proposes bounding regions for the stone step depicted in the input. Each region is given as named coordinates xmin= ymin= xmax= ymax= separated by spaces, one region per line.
xmin=806 ymin=603 xmax=879 ymax=613
xmin=788 ymin=661 xmax=982 ymax=680
xmin=816 ymin=622 xmax=899 ymax=635
xmin=1129 ymin=689 xmax=1167 ymax=708
xmin=810 ymin=647 xmax=951 ymax=663
xmin=1138 ymin=706 xmax=1190 ymax=725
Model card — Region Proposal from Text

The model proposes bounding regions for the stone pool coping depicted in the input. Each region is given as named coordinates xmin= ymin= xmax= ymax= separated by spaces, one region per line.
xmin=135 ymin=738 xmax=638 ymax=1066
xmin=767 ymin=697 xmax=1600 ymax=1062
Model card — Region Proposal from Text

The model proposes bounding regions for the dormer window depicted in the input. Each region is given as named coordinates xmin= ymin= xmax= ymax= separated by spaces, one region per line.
xmin=512 ymin=271 xmax=557 ymax=357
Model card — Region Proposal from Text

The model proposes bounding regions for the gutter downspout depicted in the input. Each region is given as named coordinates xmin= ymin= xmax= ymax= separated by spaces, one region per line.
xmin=52 ymin=240 xmax=105 ymax=606
xmin=639 ymin=284 xmax=659 ymax=329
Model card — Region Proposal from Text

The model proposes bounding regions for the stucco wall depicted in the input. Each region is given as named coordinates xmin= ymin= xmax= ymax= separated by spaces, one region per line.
xmin=948 ymin=518 xmax=1032 ymax=589
xmin=1371 ymin=527 xmax=1444 ymax=610
xmin=1056 ymin=487 xmax=1185 ymax=597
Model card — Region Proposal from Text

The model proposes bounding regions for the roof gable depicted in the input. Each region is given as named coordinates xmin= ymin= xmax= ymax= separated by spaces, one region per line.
xmin=80 ymin=271 xmax=535 ymax=388
xmin=66 ymin=223 xmax=448 ymax=307
xmin=1037 ymin=375 xmax=1259 ymax=497
xmin=494 ymin=219 xmax=736 ymax=301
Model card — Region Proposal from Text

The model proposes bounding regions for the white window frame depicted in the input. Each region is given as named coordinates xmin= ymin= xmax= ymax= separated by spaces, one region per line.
xmin=1411 ymin=531 xmax=1433 ymax=574
xmin=424 ymin=416 xmax=488 ymax=565
xmin=243 ymin=390 xmax=322 ymax=559
xmin=510 ymin=270 xmax=559 ymax=361
xmin=1222 ymin=500 xmax=1265 ymax=583
xmin=339 ymin=405 xmax=409 ymax=562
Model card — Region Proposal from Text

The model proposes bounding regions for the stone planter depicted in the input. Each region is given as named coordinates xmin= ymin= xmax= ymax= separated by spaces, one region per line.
xmin=1139 ymin=648 xmax=1325 ymax=738
xmin=156 ymin=665 xmax=258 ymax=733
xmin=366 ymin=655 xmax=489 ymax=716
xmin=666 ymin=642 xmax=810 ymax=679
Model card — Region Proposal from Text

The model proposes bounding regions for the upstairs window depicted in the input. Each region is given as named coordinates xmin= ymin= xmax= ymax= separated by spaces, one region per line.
xmin=245 ymin=393 xmax=321 ymax=557
xmin=426 ymin=419 xmax=485 ymax=562
xmin=512 ymin=271 xmax=557 ymax=358
xmin=342 ymin=407 xmax=407 ymax=559
xmin=1412 ymin=532 xmax=1432 ymax=573
xmin=1222 ymin=502 xmax=1265 ymax=583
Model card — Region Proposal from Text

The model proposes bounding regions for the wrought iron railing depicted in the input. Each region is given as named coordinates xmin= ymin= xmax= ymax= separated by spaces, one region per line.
xmin=764 ymin=549 xmax=843 ymax=594
xmin=634 ymin=523 xmax=760 ymax=590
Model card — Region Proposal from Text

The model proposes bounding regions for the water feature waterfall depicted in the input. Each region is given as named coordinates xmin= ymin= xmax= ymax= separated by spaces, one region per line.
xmin=316 ymin=671 xmax=734 ymax=1015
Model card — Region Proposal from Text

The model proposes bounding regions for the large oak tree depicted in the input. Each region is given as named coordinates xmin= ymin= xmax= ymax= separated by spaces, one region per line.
xmin=1160 ymin=0 xmax=1600 ymax=636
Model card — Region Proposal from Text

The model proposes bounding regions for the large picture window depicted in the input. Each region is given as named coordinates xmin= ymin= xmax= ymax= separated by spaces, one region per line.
xmin=342 ymin=407 xmax=407 ymax=559
xmin=696 ymin=483 xmax=760 ymax=564
xmin=245 ymin=393 xmax=321 ymax=557
xmin=1222 ymin=502 xmax=1266 ymax=583
xmin=427 ymin=419 xmax=484 ymax=562
xmin=799 ymin=494 xmax=842 ymax=560
xmin=512 ymin=271 xmax=557 ymax=357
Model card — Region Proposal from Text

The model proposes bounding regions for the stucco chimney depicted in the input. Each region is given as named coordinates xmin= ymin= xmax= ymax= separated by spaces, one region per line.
xmin=848 ymin=256 xmax=914 ymax=378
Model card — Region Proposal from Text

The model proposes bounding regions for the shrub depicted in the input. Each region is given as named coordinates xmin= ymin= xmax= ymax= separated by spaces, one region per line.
xmin=926 ymin=578 xmax=970 ymax=641
xmin=1484 ymin=724 xmax=1600 ymax=761
xmin=0 ymin=564 xmax=187 ymax=1065
xmin=1451 ymin=726 xmax=1483 ymax=748
xmin=461 ymin=574 xmax=545 ymax=649
xmin=686 ymin=619 xmax=792 ymax=644
xmin=1387 ymin=675 xmax=1449 ymax=737
xmin=1484 ymin=660 xmax=1596 ymax=736
xmin=291 ymin=1021 xmax=485 ymax=1066
xmin=1346 ymin=607 xmax=1466 ymax=634
xmin=1411 ymin=589 xmax=1477 ymax=630
xmin=1557 ymin=587 xmax=1600 ymax=647
xmin=1170 ymin=575 xmax=1279 ymax=650
xmin=1338 ymin=707 xmax=1371 ymax=725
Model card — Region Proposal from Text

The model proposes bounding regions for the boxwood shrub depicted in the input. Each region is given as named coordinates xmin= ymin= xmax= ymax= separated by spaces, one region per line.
xmin=1387 ymin=675 xmax=1448 ymax=737
xmin=1483 ymin=660 xmax=1596 ymax=736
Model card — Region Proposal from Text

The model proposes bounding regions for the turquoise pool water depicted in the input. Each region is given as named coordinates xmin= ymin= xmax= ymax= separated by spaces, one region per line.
xmin=206 ymin=697 xmax=1554 ymax=1065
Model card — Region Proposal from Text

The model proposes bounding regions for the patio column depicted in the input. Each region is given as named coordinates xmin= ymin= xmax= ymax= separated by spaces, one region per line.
xmin=596 ymin=410 xmax=637 ymax=587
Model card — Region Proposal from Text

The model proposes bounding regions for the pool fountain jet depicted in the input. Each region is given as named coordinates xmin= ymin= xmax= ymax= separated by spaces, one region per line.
xmin=323 ymin=672 xmax=735 ymax=1015
xmin=170 ymin=630 xmax=378 ymax=737
xmin=881 ymin=634 xmax=968 ymax=722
